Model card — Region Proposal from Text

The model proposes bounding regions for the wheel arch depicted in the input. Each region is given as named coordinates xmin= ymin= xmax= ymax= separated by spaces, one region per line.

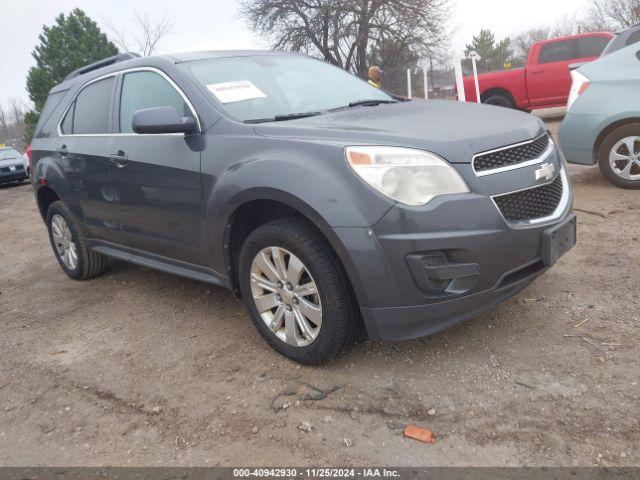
xmin=222 ymin=189 xmax=368 ymax=308
xmin=33 ymin=154 xmax=85 ymax=223
xmin=36 ymin=185 xmax=61 ymax=221
xmin=481 ymin=88 xmax=516 ymax=108
xmin=593 ymin=117 xmax=640 ymax=164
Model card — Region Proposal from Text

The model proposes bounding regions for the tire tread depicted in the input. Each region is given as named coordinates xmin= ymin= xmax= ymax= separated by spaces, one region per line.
xmin=46 ymin=201 xmax=108 ymax=280
xmin=238 ymin=217 xmax=362 ymax=364
xmin=597 ymin=123 xmax=640 ymax=189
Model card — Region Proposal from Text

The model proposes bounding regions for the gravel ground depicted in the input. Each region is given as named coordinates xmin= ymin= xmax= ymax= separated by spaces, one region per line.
xmin=0 ymin=119 xmax=638 ymax=467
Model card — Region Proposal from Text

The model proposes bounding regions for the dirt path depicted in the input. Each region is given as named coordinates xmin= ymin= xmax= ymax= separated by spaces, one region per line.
xmin=0 ymin=121 xmax=638 ymax=466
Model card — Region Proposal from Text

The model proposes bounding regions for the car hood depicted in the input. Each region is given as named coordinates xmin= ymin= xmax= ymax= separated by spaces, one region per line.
xmin=253 ymin=99 xmax=545 ymax=163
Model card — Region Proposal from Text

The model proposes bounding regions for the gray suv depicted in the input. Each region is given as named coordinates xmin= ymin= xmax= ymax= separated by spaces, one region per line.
xmin=30 ymin=51 xmax=576 ymax=363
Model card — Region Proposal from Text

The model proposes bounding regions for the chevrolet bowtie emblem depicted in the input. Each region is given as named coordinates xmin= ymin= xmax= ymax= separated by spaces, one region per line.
xmin=535 ymin=162 xmax=556 ymax=182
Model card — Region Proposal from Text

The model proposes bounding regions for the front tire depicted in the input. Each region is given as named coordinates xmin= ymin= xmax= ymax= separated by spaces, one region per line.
xmin=238 ymin=218 xmax=361 ymax=364
xmin=46 ymin=201 xmax=108 ymax=280
xmin=597 ymin=123 xmax=640 ymax=189
xmin=483 ymin=93 xmax=515 ymax=109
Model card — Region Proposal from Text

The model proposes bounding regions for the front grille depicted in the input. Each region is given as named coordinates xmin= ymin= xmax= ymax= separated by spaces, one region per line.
xmin=0 ymin=165 xmax=23 ymax=173
xmin=494 ymin=174 xmax=564 ymax=222
xmin=474 ymin=134 xmax=551 ymax=173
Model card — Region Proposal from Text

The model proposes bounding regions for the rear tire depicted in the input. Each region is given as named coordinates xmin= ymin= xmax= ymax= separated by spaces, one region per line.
xmin=46 ymin=201 xmax=108 ymax=280
xmin=597 ymin=123 xmax=640 ymax=189
xmin=238 ymin=218 xmax=361 ymax=364
xmin=483 ymin=93 xmax=515 ymax=109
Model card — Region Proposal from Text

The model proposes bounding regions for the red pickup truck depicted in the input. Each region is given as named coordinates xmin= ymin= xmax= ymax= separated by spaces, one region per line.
xmin=462 ymin=32 xmax=613 ymax=110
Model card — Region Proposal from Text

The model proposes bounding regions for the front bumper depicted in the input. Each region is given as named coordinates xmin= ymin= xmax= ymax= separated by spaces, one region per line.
xmin=558 ymin=113 xmax=607 ymax=165
xmin=0 ymin=169 xmax=28 ymax=183
xmin=334 ymin=170 xmax=575 ymax=341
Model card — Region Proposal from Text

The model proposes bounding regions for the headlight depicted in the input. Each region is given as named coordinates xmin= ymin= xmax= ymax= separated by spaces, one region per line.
xmin=567 ymin=70 xmax=590 ymax=109
xmin=345 ymin=146 xmax=470 ymax=206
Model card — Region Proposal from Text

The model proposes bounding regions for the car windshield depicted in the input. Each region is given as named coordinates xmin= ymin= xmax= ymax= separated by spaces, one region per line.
xmin=0 ymin=148 xmax=21 ymax=160
xmin=181 ymin=54 xmax=395 ymax=123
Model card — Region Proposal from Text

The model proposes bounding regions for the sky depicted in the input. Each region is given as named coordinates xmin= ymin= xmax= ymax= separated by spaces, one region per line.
xmin=1 ymin=0 xmax=588 ymax=106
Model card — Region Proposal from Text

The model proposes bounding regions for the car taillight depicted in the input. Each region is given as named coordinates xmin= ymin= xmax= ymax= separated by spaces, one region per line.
xmin=26 ymin=145 xmax=33 ymax=172
xmin=567 ymin=71 xmax=590 ymax=110
xmin=577 ymin=82 xmax=590 ymax=96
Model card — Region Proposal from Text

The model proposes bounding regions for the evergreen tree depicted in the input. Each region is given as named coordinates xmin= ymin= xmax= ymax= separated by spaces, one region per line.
xmin=463 ymin=29 xmax=513 ymax=73
xmin=24 ymin=9 xmax=118 ymax=142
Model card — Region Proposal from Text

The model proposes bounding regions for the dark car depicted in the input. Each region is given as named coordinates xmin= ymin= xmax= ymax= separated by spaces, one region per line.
xmin=0 ymin=147 xmax=29 ymax=184
xmin=29 ymin=51 xmax=576 ymax=364
xmin=601 ymin=23 xmax=640 ymax=56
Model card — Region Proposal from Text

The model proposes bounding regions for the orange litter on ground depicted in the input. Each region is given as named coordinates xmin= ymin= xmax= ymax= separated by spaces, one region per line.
xmin=403 ymin=425 xmax=436 ymax=444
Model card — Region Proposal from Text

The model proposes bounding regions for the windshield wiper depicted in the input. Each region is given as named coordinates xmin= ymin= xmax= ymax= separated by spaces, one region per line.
xmin=244 ymin=111 xmax=322 ymax=124
xmin=347 ymin=99 xmax=399 ymax=108
xmin=327 ymin=99 xmax=399 ymax=113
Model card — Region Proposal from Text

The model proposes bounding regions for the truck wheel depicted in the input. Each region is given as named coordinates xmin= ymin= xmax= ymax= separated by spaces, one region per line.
xmin=483 ymin=93 xmax=515 ymax=109
xmin=46 ymin=201 xmax=108 ymax=280
xmin=238 ymin=218 xmax=361 ymax=364
xmin=597 ymin=123 xmax=640 ymax=189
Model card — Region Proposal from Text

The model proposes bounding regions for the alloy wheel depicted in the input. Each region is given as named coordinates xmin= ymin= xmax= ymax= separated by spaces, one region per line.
xmin=51 ymin=214 xmax=79 ymax=270
xmin=609 ymin=136 xmax=640 ymax=181
xmin=249 ymin=247 xmax=322 ymax=347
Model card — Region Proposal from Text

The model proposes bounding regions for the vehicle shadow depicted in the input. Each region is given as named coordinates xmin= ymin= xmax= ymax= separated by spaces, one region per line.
xmin=98 ymin=255 xmax=514 ymax=369
xmin=0 ymin=180 xmax=31 ymax=190
xmin=566 ymin=164 xmax=612 ymax=187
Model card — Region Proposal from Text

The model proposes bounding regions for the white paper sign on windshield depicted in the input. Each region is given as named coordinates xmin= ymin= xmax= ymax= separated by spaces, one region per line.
xmin=206 ymin=81 xmax=267 ymax=104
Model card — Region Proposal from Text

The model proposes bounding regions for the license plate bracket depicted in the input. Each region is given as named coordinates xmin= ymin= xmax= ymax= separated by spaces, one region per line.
xmin=542 ymin=214 xmax=577 ymax=266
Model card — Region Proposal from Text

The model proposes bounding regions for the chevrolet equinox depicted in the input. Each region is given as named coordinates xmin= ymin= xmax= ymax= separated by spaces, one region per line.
xmin=29 ymin=51 xmax=577 ymax=364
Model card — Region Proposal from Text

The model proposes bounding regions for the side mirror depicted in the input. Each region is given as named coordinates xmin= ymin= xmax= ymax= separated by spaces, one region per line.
xmin=132 ymin=106 xmax=198 ymax=135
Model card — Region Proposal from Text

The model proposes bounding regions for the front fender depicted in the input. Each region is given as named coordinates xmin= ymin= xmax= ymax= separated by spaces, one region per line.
xmin=200 ymin=135 xmax=395 ymax=304
xmin=218 ymin=186 xmax=375 ymax=306
xmin=201 ymin=135 xmax=394 ymax=241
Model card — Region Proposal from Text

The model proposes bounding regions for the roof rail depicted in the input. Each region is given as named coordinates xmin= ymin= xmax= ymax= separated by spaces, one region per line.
xmin=64 ymin=52 xmax=141 ymax=81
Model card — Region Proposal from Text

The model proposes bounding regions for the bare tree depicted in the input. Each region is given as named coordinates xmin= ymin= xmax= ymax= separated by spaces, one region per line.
xmin=106 ymin=12 xmax=175 ymax=56
xmin=585 ymin=0 xmax=640 ymax=29
xmin=7 ymin=97 xmax=26 ymax=125
xmin=0 ymin=97 xmax=28 ymax=149
xmin=511 ymin=12 xmax=605 ymax=63
xmin=240 ymin=0 xmax=452 ymax=77
xmin=0 ymin=104 xmax=7 ymax=139
xmin=512 ymin=28 xmax=550 ymax=60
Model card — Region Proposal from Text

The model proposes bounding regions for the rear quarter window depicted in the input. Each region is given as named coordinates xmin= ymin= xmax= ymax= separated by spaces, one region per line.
xmin=34 ymin=91 xmax=66 ymax=138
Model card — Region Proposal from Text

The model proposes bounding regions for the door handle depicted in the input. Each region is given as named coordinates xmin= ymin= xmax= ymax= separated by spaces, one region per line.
xmin=109 ymin=150 xmax=129 ymax=168
xmin=56 ymin=145 xmax=69 ymax=156
xmin=531 ymin=70 xmax=545 ymax=75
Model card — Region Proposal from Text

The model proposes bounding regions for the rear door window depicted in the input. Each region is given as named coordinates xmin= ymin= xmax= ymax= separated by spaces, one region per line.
xmin=539 ymin=39 xmax=578 ymax=64
xmin=577 ymin=36 xmax=610 ymax=58
xmin=119 ymin=71 xmax=189 ymax=133
xmin=61 ymin=77 xmax=114 ymax=135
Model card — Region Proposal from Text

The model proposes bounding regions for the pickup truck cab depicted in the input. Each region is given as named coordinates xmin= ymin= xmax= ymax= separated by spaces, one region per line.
xmin=463 ymin=32 xmax=613 ymax=110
